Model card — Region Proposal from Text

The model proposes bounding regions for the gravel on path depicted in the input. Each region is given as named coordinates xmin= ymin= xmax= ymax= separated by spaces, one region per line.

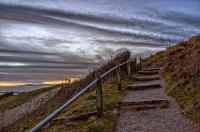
xmin=116 ymin=71 xmax=200 ymax=132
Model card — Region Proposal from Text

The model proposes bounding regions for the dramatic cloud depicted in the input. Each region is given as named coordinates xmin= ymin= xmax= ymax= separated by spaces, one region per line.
xmin=0 ymin=0 xmax=199 ymax=91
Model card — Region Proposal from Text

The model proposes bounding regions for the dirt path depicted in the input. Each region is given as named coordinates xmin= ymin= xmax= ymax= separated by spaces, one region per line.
xmin=115 ymin=69 xmax=200 ymax=132
xmin=0 ymin=87 xmax=60 ymax=129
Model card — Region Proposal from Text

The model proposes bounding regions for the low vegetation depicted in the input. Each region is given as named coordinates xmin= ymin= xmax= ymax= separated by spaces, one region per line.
xmin=144 ymin=35 xmax=200 ymax=122
xmin=0 ymin=92 xmax=13 ymax=100
xmin=42 ymin=76 xmax=135 ymax=132
xmin=5 ymin=75 xmax=135 ymax=132
xmin=162 ymin=71 xmax=200 ymax=122
xmin=144 ymin=35 xmax=200 ymax=86
xmin=0 ymin=85 xmax=60 ymax=112
xmin=2 ymin=50 xmax=132 ymax=131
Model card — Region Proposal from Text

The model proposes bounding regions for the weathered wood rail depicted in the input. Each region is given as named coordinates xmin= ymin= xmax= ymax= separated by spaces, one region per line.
xmin=30 ymin=57 xmax=142 ymax=132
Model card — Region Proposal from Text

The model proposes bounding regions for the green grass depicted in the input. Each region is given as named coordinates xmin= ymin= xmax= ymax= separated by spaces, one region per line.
xmin=159 ymin=101 xmax=169 ymax=109
xmin=5 ymin=75 xmax=135 ymax=132
xmin=40 ymin=76 xmax=135 ymax=132
xmin=162 ymin=70 xmax=200 ymax=122
xmin=0 ymin=84 xmax=60 ymax=112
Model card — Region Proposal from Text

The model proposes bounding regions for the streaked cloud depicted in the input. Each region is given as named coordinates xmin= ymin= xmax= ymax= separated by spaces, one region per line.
xmin=0 ymin=0 xmax=199 ymax=92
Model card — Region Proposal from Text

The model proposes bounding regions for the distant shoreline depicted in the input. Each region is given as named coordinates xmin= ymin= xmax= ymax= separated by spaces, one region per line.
xmin=0 ymin=84 xmax=54 ymax=95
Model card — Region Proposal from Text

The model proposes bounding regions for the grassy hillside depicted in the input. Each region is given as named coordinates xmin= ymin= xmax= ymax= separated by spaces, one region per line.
xmin=0 ymin=85 xmax=60 ymax=112
xmin=144 ymin=35 xmax=200 ymax=122
xmin=41 ymin=76 xmax=135 ymax=132
xmin=6 ymin=76 xmax=135 ymax=132
xmin=2 ymin=50 xmax=131 ymax=132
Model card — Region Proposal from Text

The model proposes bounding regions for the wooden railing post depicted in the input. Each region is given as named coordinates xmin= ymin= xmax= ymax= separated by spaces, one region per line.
xmin=140 ymin=57 xmax=142 ymax=70
xmin=134 ymin=58 xmax=137 ymax=72
xmin=127 ymin=59 xmax=131 ymax=76
xmin=116 ymin=62 xmax=122 ymax=90
xmin=95 ymin=71 xmax=103 ymax=118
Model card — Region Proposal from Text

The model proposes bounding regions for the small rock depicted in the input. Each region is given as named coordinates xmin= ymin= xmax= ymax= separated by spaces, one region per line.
xmin=112 ymin=108 xmax=120 ymax=115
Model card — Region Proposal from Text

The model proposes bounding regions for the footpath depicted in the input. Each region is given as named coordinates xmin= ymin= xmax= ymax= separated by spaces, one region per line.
xmin=116 ymin=68 xmax=200 ymax=132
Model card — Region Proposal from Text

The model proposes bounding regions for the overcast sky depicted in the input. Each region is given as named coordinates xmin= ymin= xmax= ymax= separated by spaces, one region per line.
xmin=0 ymin=0 xmax=200 ymax=91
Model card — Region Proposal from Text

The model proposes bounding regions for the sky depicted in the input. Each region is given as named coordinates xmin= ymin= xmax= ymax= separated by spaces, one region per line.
xmin=0 ymin=0 xmax=200 ymax=92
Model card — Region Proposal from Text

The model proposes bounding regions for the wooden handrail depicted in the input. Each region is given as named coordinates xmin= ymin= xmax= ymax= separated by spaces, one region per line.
xmin=30 ymin=58 xmax=138 ymax=132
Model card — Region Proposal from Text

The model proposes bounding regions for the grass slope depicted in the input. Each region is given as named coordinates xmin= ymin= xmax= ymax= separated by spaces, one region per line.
xmin=144 ymin=35 xmax=200 ymax=123
xmin=3 ymin=51 xmax=131 ymax=132
xmin=0 ymin=85 xmax=60 ymax=112
xmin=9 ymin=75 xmax=135 ymax=132
xmin=162 ymin=71 xmax=200 ymax=122
xmin=42 ymin=76 xmax=135 ymax=132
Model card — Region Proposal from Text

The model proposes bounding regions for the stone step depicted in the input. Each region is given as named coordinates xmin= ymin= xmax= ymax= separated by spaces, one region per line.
xmin=121 ymin=104 xmax=157 ymax=111
xmin=138 ymin=71 xmax=159 ymax=75
xmin=143 ymin=68 xmax=160 ymax=71
xmin=119 ymin=99 xmax=169 ymax=111
xmin=126 ymin=83 xmax=161 ymax=90
xmin=135 ymin=76 xmax=160 ymax=81
xmin=119 ymin=99 xmax=168 ymax=106
xmin=50 ymin=112 xmax=97 ymax=125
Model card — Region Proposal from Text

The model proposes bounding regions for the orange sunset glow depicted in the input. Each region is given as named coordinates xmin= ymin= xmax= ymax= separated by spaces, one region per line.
xmin=0 ymin=82 xmax=27 ymax=87
xmin=43 ymin=78 xmax=80 ymax=85
xmin=0 ymin=78 xmax=80 ymax=87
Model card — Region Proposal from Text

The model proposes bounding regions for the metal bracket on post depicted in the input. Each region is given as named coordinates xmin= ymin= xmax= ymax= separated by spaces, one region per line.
xmin=127 ymin=59 xmax=131 ymax=76
xmin=116 ymin=62 xmax=122 ymax=91
xmin=95 ymin=71 xmax=103 ymax=118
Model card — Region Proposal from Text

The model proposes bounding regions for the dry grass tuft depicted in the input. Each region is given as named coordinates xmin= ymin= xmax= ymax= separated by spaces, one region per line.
xmin=144 ymin=34 xmax=200 ymax=123
xmin=144 ymin=35 xmax=200 ymax=86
